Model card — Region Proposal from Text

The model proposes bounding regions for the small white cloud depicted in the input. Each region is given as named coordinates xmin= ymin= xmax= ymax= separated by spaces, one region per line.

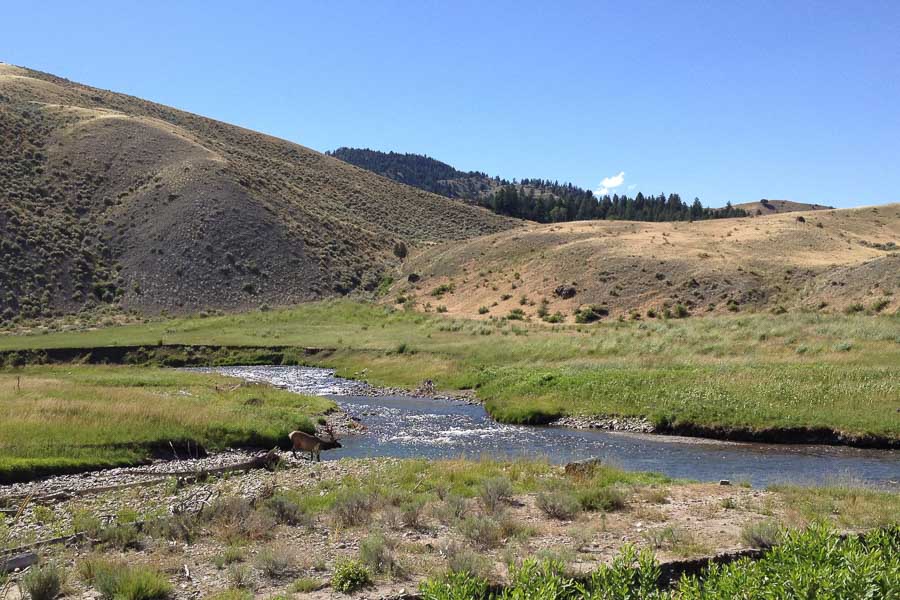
xmin=627 ymin=184 xmax=637 ymax=191
xmin=594 ymin=171 xmax=625 ymax=196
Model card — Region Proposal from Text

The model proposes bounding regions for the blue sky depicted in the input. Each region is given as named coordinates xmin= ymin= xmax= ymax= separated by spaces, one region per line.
xmin=3 ymin=1 xmax=899 ymax=207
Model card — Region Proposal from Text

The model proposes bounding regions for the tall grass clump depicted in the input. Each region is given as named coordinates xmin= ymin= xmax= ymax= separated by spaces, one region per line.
xmin=19 ymin=562 xmax=66 ymax=600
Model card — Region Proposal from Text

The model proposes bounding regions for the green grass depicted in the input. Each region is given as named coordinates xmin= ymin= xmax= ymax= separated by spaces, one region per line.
xmin=1 ymin=300 xmax=898 ymax=439
xmin=0 ymin=365 xmax=333 ymax=482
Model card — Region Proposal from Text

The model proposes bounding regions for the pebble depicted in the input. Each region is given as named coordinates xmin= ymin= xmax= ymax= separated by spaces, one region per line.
xmin=552 ymin=415 xmax=655 ymax=433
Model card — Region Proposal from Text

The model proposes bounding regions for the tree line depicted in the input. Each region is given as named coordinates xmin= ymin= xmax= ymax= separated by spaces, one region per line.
xmin=329 ymin=148 xmax=747 ymax=222
xmin=487 ymin=183 xmax=747 ymax=223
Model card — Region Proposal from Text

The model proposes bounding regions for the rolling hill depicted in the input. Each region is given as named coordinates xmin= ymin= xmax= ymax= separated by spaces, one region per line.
xmin=391 ymin=204 xmax=900 ymax=320
xmin=0 ymin=64 xmax=515 ymax=322
xmin=734 ymin=199 xmax=834 ymax=215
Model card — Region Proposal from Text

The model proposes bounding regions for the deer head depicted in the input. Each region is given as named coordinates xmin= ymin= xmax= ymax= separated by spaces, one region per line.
xmin=318 ymin=424 xmax=342 ymax=450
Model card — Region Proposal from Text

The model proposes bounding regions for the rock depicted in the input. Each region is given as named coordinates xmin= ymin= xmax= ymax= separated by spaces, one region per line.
xmin=719 ymin=479 xmax=731 ymax=486
xmin=553 ymin=284 xmax=577 ymax=299
xmin=565 ymin=457 xmax=603 ymax=479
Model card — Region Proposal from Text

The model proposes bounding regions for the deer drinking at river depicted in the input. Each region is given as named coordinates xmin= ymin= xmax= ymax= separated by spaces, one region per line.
xmin=288 ymin=425 xmax=342 ymax=461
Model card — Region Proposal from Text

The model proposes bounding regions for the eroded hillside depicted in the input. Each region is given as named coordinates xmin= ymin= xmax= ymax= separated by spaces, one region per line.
xmin=0 ymin=64 xmax=515 ymax=321
xmin=392 ymin=205 xmax=900 ymax=320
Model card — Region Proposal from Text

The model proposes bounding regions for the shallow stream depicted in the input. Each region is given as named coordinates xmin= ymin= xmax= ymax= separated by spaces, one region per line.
xmin=207 ymin=366 xmax=899 ymax=489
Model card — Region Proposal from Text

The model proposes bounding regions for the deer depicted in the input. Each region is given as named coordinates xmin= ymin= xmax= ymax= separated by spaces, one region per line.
xmin=288 ymin=424 xmax=342 ymax=461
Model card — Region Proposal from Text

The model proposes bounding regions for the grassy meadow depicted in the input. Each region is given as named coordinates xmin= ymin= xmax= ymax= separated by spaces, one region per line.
xmin=0 ymin=366 xmax=333 ymax=482
xmin=3 ymin=301 xmax=897 ymax=441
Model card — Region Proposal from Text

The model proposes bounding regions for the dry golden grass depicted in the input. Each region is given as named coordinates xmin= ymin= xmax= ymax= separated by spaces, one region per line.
xmin=394 ymin=204 xmax=900 ymax=320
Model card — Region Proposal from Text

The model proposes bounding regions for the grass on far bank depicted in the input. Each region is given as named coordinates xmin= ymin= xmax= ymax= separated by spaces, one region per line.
xmin=0 ymin=366 xmax=333 ymax=483
xmin=1 ymin=300 xmax=899 ymax=439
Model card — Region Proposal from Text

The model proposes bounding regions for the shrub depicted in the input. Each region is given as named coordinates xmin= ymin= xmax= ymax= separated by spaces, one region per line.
xmin=70 ymin=509 xmax=102 ymax=536
xmin=145 ymin=513 xmax=197 ymax=543
xmin=478 ymin=306 xmax=489 ymax=315
xmin=478 ymin=477 xmax=513 ymax=514
xmin=359 ymin=533 xmax=401 ymax=576
xmin=458 ymin=515 xmax=503 ymax=549
xmin=254 ymin=545 xmax=294 ymax=578
xmin=673 ymin=303 xmax=690 ymax=318
xmin=331 ymin=490 xmax=375 ymax=528
xmin=577 ymin=485 xmax=627 ymax=512
xmin=845 ymin=303 xmax=865 ymax=314
xmin=20 ymin=562 xmax=66 ymax=600
xmin=436 ymin=494 xmax=468 ymax=524
xmin=227 ymin=564 xmax=253 ymax=590
xmin=400 ymin=498 xmax=426 ymax=530
xmin=871 ymin=298 xmax=890 ymax=313
xmin=741 ymin=520 xmax=782 ymax=548
xmin=263 ymin=494 xmax=310 ymax=526
xmin=507 ymin=308 xmax=526 ymax=320
xmin=535 ymin=491 xmax=581 ymax=520
xmin=212 ymin=546 xmax=246 ymax=570
xmin=575 ymin=304 xmax=609 ymax=323
xmin=99 ymin=523 xmax=142 ymax=550
xmin=431 ymin=283 xmax=454 ymax=298
xmin=331 ymin=560 xmax=372 ymax=594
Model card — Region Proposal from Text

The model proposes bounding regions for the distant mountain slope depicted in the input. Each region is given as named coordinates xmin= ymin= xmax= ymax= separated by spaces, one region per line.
xmin=0 ymin=64 xmax=515 ymax=322
xmin=391 ymin=204 xmax=900 ymax=320
xmin=734 ymin=199 xmax=834 ymax=215
xmin=329 ymin=147 xmax=747 ymax=223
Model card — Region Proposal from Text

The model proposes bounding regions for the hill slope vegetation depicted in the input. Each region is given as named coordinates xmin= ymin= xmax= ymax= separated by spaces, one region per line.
xmin=392 ymin=204 xmax=900 ymax=320
xmin=329 ymin=147 xmax=747 ymax=222
xmin=0 ymin=64 xmax=514 ymax=322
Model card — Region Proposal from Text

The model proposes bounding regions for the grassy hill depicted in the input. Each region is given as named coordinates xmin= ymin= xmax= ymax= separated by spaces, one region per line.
xmin=734 ymin=199 xmax=834 ymax=215
xmin=391 ymin=204 xmax=900 ymax=320
xmin=0 ymin=64 xmax=515 ymax=323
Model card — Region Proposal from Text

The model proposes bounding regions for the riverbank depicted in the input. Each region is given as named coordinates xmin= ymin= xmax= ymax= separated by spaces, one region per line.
xmin=1 ymin=457 xmax=897 ymax=599
xmin=1 ymin=301 xmax=898 ymax=451
xmin=0 ymin=366 xmax=335 ymax=484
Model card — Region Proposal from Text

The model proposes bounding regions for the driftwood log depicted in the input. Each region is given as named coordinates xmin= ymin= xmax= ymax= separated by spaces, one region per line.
xmin=0 ymin=449 xmax=281 ymax=507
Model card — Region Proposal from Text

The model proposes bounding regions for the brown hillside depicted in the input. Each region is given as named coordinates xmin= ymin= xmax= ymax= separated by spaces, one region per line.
xmin=734 ymin=199 xmax=833 ymax=215
xmin=0 ymin=64 xmax=516 ymax=321
xmin=392 ymin=205 xmax=900 ymax=320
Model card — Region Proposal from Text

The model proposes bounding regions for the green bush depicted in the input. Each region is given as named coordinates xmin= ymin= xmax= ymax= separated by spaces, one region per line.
xmin=331 ymin=490 xmax=375 ymax=527
xmin=536 ymin=490 xmax=581 ymax=520
xmin=20 ymin=562 xmax=66 ymax=600
xmin=254 ymin=545 xmax=294 ymax=578
xmin=575 ymin=304 xmax=609 ymax=323
xmin=263 ymin=493 xmax=310 ymax=526
xmin=331 ymin=559 xmax=372 ymax=594
xmin=359 ymin=532 xmax=401 ymax=576
xmin=478 ymin=476 xmax=513 ymax=514
xmin=420 ymin=570 xmax=489 ymax=600
xmin=458 ymin=515 xmax=503 ymax=549
xmin=577 ymin=485 xmax=628 ymax=512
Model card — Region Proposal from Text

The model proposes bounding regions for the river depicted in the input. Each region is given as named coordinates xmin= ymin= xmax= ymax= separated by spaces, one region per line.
xmin=204 ymin=366 xmax=899 ymax=489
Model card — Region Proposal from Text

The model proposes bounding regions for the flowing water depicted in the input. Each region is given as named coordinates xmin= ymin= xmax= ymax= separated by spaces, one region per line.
xmin=205 ymin=366 xmax=899 ymax=489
